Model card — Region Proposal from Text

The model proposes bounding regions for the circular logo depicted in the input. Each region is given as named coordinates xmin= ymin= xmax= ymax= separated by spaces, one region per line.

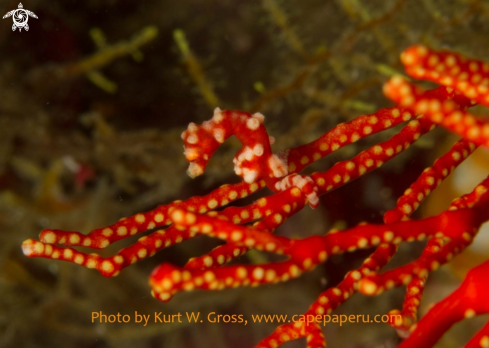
xmin=13 ymin=9 xmax=27 ymax=27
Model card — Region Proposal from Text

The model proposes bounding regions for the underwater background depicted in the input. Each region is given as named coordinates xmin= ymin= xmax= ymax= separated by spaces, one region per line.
xmin=1 ymin=0 xmax=489 ymax=347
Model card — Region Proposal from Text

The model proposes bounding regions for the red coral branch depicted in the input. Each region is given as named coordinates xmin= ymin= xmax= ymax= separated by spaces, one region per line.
xmin=20 ymin=44 xmax=489 ymax=347
xmin=400 ymin=45 xmax=489 ymax=107
xmin=399 ymin=259 xmax=489 ymax=348
xmin=465 ymin=320 xmax=489 ymax=348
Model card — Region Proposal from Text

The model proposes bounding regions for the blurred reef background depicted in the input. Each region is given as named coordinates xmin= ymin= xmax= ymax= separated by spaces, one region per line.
xmin=1 ymin=0 xmax=489 ymax=347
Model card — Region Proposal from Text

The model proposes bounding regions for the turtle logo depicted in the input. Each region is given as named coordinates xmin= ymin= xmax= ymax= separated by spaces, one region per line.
xmin=3 ymin=3 xmax=38 ymax=32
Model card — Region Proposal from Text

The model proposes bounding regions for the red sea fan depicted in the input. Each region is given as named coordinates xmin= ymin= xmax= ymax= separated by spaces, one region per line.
xmin=22 ymin=45 xmax=489 ymax=348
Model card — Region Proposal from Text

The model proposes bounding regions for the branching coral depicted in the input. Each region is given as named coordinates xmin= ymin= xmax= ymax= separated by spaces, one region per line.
xmin=21 ymin=45 xmax=489 ymax=348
